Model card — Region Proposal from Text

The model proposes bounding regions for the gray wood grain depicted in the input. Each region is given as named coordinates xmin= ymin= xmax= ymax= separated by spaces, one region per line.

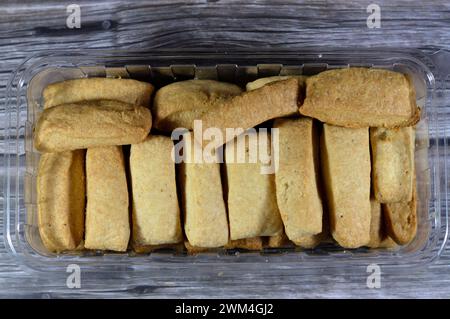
xmin=1 ymin=0 xmax=450 ymax=298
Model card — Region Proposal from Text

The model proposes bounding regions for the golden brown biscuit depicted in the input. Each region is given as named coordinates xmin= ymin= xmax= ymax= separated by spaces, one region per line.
xmin=265 ymin=232 xmax=294 ymax=248
xmin=383 ymin=183 xmax=417 ymax=245
xmin=370 ymin=126 xmax=415 ymax=203
xmin=197 ymin=78 xmax=301 ymax=146
xmin=43 ymin=78 xmax=153 ymax=109
xmin=130 ymin=136 xmax=182 ymax=248
xmin=225 ymin=131 xmax=283 ymax=240
xmin=292 ymin=209 xmax=331 ymax=249
xmin=184 ymin=241 xmax=221 ymax=254
xmin=37 ymin=151 xmax=85 ymax=252
xmin=292 ymin=234 xmax=324 ymax=249
xmin=34 ymin=100 xmax=152 ymax=152
xmin=321 ymin=124 xmax=371 ymax=248
xmin=153 ymin=80 xmax=242 ymax=132
xmin=300 ymin=68 xmax=419 ymax=128
xmin=274 ymin=118 xmax=323 ymax=241
xmin=179 ymin=134 xmax=229 ymax=248
xmin=289 ymin=198 xmax=331 ymax=249
xmin=225 ymin=237 xmax=264 ymax=250
xmin=367 ymin=200 xmax=397 ymax=248
xmin=84 ymin=146 xmax=130 ymax=252
xmin=246 ymin=75 xmax=307 ymax=91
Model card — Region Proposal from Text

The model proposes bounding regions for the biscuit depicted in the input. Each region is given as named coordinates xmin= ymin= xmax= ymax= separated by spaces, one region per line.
xmin=37 ymin=151 xmax=85 ymax=252
xmin=300 ymin=68 xmax=419 ymax=128
xmin=225 ymin=131 xmax=283 ymax=240
xmin=370 ymin=126 xmax=415 ymax=203
xmin=321 ymin=124 xmax=371 ymax=248
xmin=153 ymin=80 xmax=242 ymax=132
xmin=292 ymin=234 xmax=324 ymax=249
xmin=84 ymin=146 xmax=130 ymax=252
xmin=133 ymin=243 xmax=185 ymax=254
xmin=179 ymin=134 xmax=229 ymax=248
xmin=273 ymin=118 xmax=323 ymax=241
xmin=184 ymin=241 xmax=220 ymax=254
xmin=225 ymin=237 xmax=264 ymax=250
xmin=265 ymin=232 xmax=294 ymax=248
xmin=43 ymin=78 xmax=153 ymax=109
xmin=130 ymin=136 xmax=182 ymax=248
xmin=34 ymin=100 xmax=152 ymax=152
xmin=292 ymin=208 xmax=330 ymax=249
xmin=246 ymin=75 xmax=307 ymax=91
xmin=367 ymin=200 xmax=397 ymax=248
xmin=197 ymin=78 xmax=301 ymax=146
xmin=383 ymin=182 xmax=417 ymax=245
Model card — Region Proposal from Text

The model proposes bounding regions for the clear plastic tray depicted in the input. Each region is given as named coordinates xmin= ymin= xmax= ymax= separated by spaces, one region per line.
xmin=3 ymin=48 xmax=449 ymax=274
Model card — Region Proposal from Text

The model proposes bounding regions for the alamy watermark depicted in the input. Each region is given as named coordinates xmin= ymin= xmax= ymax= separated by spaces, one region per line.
xmin=66 ymin=4 xmax=81 ymax=29
xmin=366 ymin=263 xmax=381 ymax=289
xmin=170 ymin=120 xmax=279 ymax=174
xmin=366 ymin=4 xmax=381 ymax=29
xmin=66 ymin=264 xmax=81 ymax=289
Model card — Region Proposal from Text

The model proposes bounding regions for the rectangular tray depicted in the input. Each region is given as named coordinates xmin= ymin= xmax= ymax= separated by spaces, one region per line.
xmin=3 ymin=48 xmax=449 ymax=274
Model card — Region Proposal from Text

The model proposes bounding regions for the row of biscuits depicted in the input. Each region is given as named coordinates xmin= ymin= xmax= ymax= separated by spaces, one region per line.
xmin=37 ymin=125 xmax=405 ymax=252
xmin=35 ymin=68 xmax=418 ymax=252
xmin=154 ymin=71 xmax=417 ymax=248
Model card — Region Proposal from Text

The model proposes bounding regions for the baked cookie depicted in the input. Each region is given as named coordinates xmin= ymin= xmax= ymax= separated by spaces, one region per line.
xmin=179 ymin=134 xmax=229 ymax=248
xmin=37 ymin=150 xmax=85 ymax=252
xmin=300 ymin=68 xmax=419 ymax=128
xmin=198 ymin=78 xmax=301 ymax=146
xmin=43 ymin=77 xmax=153 ymax=109
xmin=274 ymin=118 xmax=323 ymax=241
xmin=130 ymin=135 xmax=182 ymax=248
xmin=370 ymin=126 xmax=415 ymax=203
xmin=225 ymin=131 xmax=283 ymax=240
xmin=153 ymin=79 xmax=242 ymax=132
xmin=85 ymin=146 xmax=130 ymax=252
xmin=34 ymin=100 xmax=151 ymax=152
xmin=321 ymin=124 xmax=371 ymax=248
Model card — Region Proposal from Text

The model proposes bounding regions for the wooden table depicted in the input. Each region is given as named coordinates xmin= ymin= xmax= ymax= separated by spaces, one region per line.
xmin=1 ymin=0 xmax=450 ymax=298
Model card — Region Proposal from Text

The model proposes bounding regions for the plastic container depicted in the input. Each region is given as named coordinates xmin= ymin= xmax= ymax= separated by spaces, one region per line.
xmin=3 ymin=48 xmax=449 ymax=275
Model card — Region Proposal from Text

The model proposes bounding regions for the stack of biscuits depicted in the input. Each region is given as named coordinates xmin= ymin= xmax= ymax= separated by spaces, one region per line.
xmin=35 ymin=67 xmax=419 ymax=253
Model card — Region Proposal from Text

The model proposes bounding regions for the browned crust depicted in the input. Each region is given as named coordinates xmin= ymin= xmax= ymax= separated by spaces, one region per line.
xmin=383 ymin=181 xmax=418 ymax=245
xmin=367 ymin=200 xmax=397 ymax=249
xmin=152 ymin=79 xmax=243 ymax=132
xmin=34 ymin=100 xmax=152 ymax=153
xmin=246 ymin=75 xmax=307 ymax=91
xmin=225 ymin=237 xmax=264 ymax=250
xmin=299 ymin=68 xmax=420 ymax=128
xmin=184 ymin=241 xmax=221 ymax=254
xmin=264 ymin=232 xmax=295 ymax=249
xmin=37 ymin=150 xmax=85 ymax=252
xmin=197 ymin=78 xmax=301 ymax=146
xmin=43 ymin=78 xmax=154 ymax=109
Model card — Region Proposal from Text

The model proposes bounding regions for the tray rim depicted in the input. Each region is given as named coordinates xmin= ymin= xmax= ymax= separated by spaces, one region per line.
xmin=3 ymin=48 xmax=449 ymax=274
